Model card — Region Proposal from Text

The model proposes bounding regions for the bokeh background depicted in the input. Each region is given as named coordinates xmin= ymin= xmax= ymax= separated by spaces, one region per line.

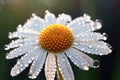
xmin=0 ymin=0 xmax=120 ymax=80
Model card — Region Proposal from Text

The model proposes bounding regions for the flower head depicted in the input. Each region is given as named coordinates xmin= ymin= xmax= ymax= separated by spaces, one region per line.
xmin=5 ymin=10 xmax=112 ymax=80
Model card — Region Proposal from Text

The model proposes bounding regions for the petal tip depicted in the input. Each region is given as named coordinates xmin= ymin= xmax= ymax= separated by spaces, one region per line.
xmin=10 ymin=69 xmax=20 ymax=77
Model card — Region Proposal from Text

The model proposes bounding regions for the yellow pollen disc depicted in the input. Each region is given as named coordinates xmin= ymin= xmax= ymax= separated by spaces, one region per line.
xmin=39 ymin=24 xmax=74 ymax=53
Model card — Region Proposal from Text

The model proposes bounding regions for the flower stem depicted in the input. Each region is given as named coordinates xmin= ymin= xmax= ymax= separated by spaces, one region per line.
xmin=57 ymin=68 xmax=63 ymax=80
xmin=55 ymin=55 xmax=63 ymax=80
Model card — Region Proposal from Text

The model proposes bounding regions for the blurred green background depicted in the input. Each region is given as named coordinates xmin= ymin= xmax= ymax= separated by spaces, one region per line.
xmin=0 ymin=0 xmax=120 ymax=80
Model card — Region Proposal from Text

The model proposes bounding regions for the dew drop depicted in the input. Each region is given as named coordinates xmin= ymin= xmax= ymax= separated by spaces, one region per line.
xmin=69 ymin=55 xmax=72 ymax=58
xmin=28 ymin=73 xmax=32 ymax=78
xmin=6 ymin=54 xmax=10 ymax=59
xmin=17 ymin=25 xmax=23 ymax=32
xmin=4 ymin=45 xmax=9 ymax=50
xmin=73 ymin=42 xmax=78 ymax=45
xmin=17 ymin=61 xmax=21 ymax=64
xmin=8 ymin=32 xmax=12 ymax=39
xmin=93 ymin=60 xmax=100 ymax=68
xmin=19 ymin=64 xmax=23 ymax=67
xmin=81 ymin=48 xmax=85 ymax=51
xmin=76 ymin=35 xmax=80 ymax=37
xmin=94 ymin=19 xmax=102 ymax=29
xmin=83 ymin=14 xmax=91 ymax=22
xmin=82 ymin=64 xmax=89 ymax=71
xmin=16 ymin=70 xmax=20 ymax=74
xmin=19 ymin=44 xmax=23 ymax=47
xmin=96 ymin=19 xmax=103 ymax=24
xmin=24 ymin=63 xmax=28 ymax=67
xmin=28 ymin=73 xmax=36 ymax=79
xmin=106 ymin=43 xmax=113 ymax=50
xmin=88 ymin=45 xmax=92 ymax=48
xmin=32 ymin=13 xmax=36 ymax=17
xmin=62 ymin=59 xmax=65 ymax=62
xmin=28 ymin=60 xmax=32 ymax=63
xmin=103 ymin=36 xmax=107 ymax=40
xmin=103 ymin=33 xmax=108 ymax=38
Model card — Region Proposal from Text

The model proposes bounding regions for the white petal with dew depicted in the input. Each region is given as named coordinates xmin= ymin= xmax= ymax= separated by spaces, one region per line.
xmin=66 ymin=47 xmax=98 ymax=69
xmin=56 ymin=13 xmax=71 ymax=25
xmin=8 ymin=30 xmax=39 ymax=39
xmin=67 ymin=14 xmax=91 ymax=29
xmin=45 ymin=10 xmax=56 ymax=25
xmin=6 ymin=43 xmax=39 ymax=59
xmin=73 ymin=41 xmax=112 ymax=55
xmin=70 ymin=21 xmax=101 ymax=35
xmin=57 ymin=53 xmax=74 ymax=80
xmin=45 ymin=53 xmax=56 ymax=80
xmin=29 ymin=49 xmax=47 ymax=79
xmin=5 ymin=38 xmax=38 ymax=50
xmin=66 ymin=48 xmax=88 ymax=70
xmin=10 ymin=46 xmax=40 ymax=77
xmin=68 ymin=18 xmax=102 ymax=35
xmin=74 ymin=32 xmax=107 ymax=42
xmin=22 ymin=14 xmax=45 ymax=32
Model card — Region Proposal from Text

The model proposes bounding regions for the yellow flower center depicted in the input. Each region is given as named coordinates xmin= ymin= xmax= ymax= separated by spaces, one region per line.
xmin=39 ymin=24 xmax=74 ymax=53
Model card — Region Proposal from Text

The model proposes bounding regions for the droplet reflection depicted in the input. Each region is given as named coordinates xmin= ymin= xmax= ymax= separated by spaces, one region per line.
xmin=93 ymin=60 xmax=100 ymax=68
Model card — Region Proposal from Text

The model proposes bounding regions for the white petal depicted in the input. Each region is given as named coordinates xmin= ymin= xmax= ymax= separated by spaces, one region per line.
xmin=10 ymin=47 xmax=40 ymax=77
xmin=5 ymin=39 xmax=24 ymax=50
xmin=67 ymin=15 xmax=91 ymax=29
xmin=45 ymin=10 xmax=56 ymax=25
xmin=29 ymin=49 xmax=47 ymax=79
xmin=66 ymin=47 xmax=97 ymax=70
xmin=68 ymin=14 xmax=90 ymax=28
xmin=45 ymin=53 xmax=56 ymax=80
xmin=23 ymin=13 xmax=45 ymax=32
xmin=5 ymin=38 xmax=38 ymax=50
xmin=56 ymin=13 xmax=71 ymax=25
xmin=8 ymin=30 xmax=39 ymax=39
xmin=74 ymin=32 xmax=107 ymax=42
xmin=68 ymin=19 xmax=102 ymax=35
xmin=6 ymin=43 xmax=39 ymax=59
xmin=57 ymin=53 xmax=74 ymax=80
xmin=73 ymin=41 xmax=112 ymax=55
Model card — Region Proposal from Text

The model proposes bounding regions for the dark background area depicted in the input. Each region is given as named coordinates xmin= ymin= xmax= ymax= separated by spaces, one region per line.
xmin=0 ymin=0 xmax=120 ymax=80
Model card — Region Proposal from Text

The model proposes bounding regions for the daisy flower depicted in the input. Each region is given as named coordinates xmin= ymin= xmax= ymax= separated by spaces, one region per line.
xmin=5 ymin=10 xmax=112 ymax=80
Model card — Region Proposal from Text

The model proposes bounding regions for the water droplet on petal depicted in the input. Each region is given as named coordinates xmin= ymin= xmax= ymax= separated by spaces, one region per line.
xmin=73 ymin=42 xmax=78 ymax=45
xmin=96 ymin=19 xmax=102 ymax=24
xmin=24 ymin=63 xmax=28 ymax=67
xmin=32 ymin=13 xmax=36 ymax=17
xmin=83 ymin=14 xmax=91 ymax=22
xmin=45 ymin=10 xmax=50 ymax=14
xmin=93 ymin=60 xmax=100 ymax=68
xmin=5 ymin=53 xmax=10 ymax=59
xmin=69 ymin=55 xmax=72 ymax=58
xmin=28 ymin=73 xmax=35 ymax=79
xmin=8 ymin=32 xmax=13 ymax=39
xmin=103 ymin=36 xmax=107 ymax=40
xmin=82 ymin=64 xmax=89 ymax=70
xmin=17 ymin=25 xmax=23 ymax=32
xmin=4 ymin=45 xmax=9 ymax=50
xmin=88 ymin=45 xmax=92 ymax=48
xmin=16 ymin=70 xmax=20 ymax=74
xmin=94 ymin=19 xmax=102 ymax=29
xmin=106 ymin=43 xmax=113 ymax=50
xmin=103 ymin=33 xmax=108 ymax=38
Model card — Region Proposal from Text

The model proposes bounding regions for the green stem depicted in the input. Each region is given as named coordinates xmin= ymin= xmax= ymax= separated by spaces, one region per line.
xmin=57 ymin=68 xmax=63 ymax=80
xmin=55 ymin=55 xmax=64 ymax=80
